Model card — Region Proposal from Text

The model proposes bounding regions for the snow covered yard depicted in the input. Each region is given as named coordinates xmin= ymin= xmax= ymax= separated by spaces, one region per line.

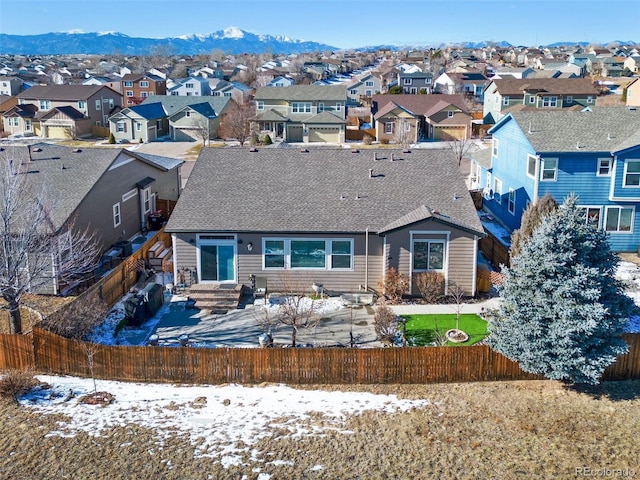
xmin=615 ymin=261 xmax=640 ymax=332
xmin=18 ymin=375 xmax=430 ymax=475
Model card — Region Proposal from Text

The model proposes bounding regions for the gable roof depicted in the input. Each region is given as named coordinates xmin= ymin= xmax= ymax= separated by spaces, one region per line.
xmin=372 ymin=94 xmax=469 ymax=118
xmin=488 ymin=77 xmax=598 ymax=96
xmin=255 ymin=85 xmax=347 ymax=101
xmin=0 ymin=144 xmax=181 ymax=231
xmin=165 ymin=148 xmax=483 ymax=236
xmin=40 ymin=105 xmax=86 ymax=120
xmin=141 ymin=95 xmax=232 ymax=116
xmin=16 ymin=84 xmax=116 ymax=101
xmin=491 ymin=107 xmax=640 ymax=153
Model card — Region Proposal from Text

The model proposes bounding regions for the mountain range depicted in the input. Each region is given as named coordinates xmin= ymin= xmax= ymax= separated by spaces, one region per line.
xmin=0 ymin=28 xmax=636 ymax=56
xmin=0 ymin=27 xmax=338 ymax=56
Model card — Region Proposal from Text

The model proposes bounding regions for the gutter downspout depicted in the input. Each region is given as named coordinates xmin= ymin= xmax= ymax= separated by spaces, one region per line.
xmin=364 ymin=227 xmax=369 ymax=291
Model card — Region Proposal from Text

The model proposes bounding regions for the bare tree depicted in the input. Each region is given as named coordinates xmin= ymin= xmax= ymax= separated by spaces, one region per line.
xmin=392 ymin=119 xmax=414 ymax=149
xmin=448 ymin=135 xmax=474 ymax=168
xmin=0 ymin=148 xmax=101 ymax=334
xmin=218 ymin=100 xmax=255 ymax=146
xmin=191 ymin=115 xmax=213 ymax=146
xmin=263 ymin=271 xmax=320 ymax=347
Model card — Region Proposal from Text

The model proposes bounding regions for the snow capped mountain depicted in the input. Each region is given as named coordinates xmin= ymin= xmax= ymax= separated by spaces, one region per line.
xmin=0 ymin=27 xmax=337 ymax=55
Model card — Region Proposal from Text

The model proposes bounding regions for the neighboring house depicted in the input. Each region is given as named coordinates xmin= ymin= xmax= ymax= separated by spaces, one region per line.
xmin=253 ymin=85 xmax=347 ymax=143
xmin=140 ymin=95 xmax=234 ymax=141
xmin=434 ymin=72 xmax=488 ymax=102
xmin=4 ymin=84 xmax=121 ymax=138
xmin=0 ymin=94 xmax=19 ymax=133
xmin=108 ymin=102 xmax=169 ymax=143
xmin=267 ymin=75 xmax=295 ymax=87
xmin=624 ymin=56 xmax=640 ymax=74
xmin=397 ymin=70 xmax=433 ymax=94
xmin=482 ymin=77 xmax=599 ymax=123
xmin=168 ymin=77 xmax=211 ymax=96
xmin=164 ymin=148 xmax=485 ymax=296
xmin=121 ymin=72 xmax=167 ymax=106
xmin=470 ymin=107 xmax=640 ymax=252
xmin=211 ymin=80 xmax=253 ymax=104
xmin=0 ymin=144 xmax=182 ymax=294
xmin=346 ymin=73 xmax=383 ymax=105
xmin=600 ymin=57 xmax=626 ymax=77
xmin=0 ymin=76 xmax=24 ymax=96
xmin=626 ymin=78 xmax=640 ymax=107
xmin=371 ymin=94 xmax=471 ymax=142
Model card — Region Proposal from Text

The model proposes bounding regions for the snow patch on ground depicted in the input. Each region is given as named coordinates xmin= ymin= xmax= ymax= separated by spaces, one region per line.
xmin=616 ymin=261 xmax=640 ymax=333
xmin=20 ymin=376 xmax=431 ymax=469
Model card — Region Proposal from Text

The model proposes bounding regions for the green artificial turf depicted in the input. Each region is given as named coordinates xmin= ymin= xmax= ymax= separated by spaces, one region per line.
xmin=401 ymin=313 xmax=488 ymax=346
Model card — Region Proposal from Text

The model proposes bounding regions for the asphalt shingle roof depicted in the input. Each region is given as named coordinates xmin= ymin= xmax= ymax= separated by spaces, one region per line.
xmin=499 ymin=107 xmax=640 ymax=153
xmin=141 ymin=95 xmax=232 ymax=117
xmin=164 ymin=148 xmax=484 ymax=235
xmin=255 ymin=85 xmax=347 ymax=101
xmin=16 ymin=84 xmax=113 ymax=100
xmin=489 ymin=77 xmax=598 ymax=96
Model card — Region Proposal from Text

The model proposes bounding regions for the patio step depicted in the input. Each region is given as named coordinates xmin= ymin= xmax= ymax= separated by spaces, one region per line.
xmin=187 ymin=283 xmax=245 ymax=313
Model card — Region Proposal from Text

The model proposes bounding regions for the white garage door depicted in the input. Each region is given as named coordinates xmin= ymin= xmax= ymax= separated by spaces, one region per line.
xmin=308 ymin=127 xmax=340 ymax=143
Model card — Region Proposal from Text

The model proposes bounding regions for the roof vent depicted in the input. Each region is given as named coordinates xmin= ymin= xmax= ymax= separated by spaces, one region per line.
xmin=369 ymin=168 xmax=374 ymax=178
xmin=351 ymin=149 xmax=359 ymax=154
xmin=61 ymin=163 xmax=66 ymax=170
xmin=373 ymin=152 xmax=377 ymax=161
xmin=403 ymin=149 xmax=411 ymax=153
xmin=355 ymin=192 xmax=361 ymax=200
xmin=32 ymin=147 xmax=42 ymax=152
xmin=340 ymin=193 xmax=346 ymax=200
xmin=248 ymin=147 xmax=258 ymax=152
xmin=72 ymin=148 xmax=82 ymax=153
xmin=390 ymin=153 xmax=395 ymax=162
xmin=300 ymin=148 xmax=309 ymax=153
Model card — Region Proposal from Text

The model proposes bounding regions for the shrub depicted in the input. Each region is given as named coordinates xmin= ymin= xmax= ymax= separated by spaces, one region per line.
xmin=250 ymin=132 xmax=259 ymax=145
xmin=374 ymin=302 xmax=398 ymax=345
xmin=414 ymin=271 xmax=445 ymax=303
xmin=263 ymin=134 xmax=273 ymax=145
xmin=0 ymin=369 xmax=40 ymax=405
xmin=139 ymin=137 xmax=144 ymax=143
xmin=108 ymin=132 xmax=115 ymax=144
xmin=380 ymin=137 xmax=390 ymax=145
xmin=378 ymin=267 xmax=409 ymax=304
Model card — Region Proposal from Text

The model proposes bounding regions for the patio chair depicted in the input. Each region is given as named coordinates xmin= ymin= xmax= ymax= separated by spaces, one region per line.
xmin=254 ymin=276 xmax=268 ymax=300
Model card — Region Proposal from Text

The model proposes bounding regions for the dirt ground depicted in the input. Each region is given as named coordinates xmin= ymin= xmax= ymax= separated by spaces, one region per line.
xmin=1 ymin=379 xmax=638 ymax=479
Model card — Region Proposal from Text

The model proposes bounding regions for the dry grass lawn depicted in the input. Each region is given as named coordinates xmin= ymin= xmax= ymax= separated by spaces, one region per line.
xmin=0 ymin=380 xmax=638 ymax=479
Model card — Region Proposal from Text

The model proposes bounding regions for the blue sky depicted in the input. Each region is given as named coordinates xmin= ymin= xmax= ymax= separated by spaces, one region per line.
xmin=1 ymin=0 xmax=638 ymax=49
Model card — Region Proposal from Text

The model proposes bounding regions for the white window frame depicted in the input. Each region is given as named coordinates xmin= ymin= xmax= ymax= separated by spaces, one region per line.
xmin=566 ymin=95 xmax=573 ymax=104
xmin=365 ymin=80 xmax=374 ymax=87
xmin=597 ymin=158 xmax=611 ymax=177
xmin=140 ymin=81 xmax=149 ymax=88
xmin=136 ymin=122 xmax=142 ymax=131
xmin=126 ymin=90 xmax=133 ymax=97
xmin=113 ymin=203 xmax=121 ymax=227
xmin=604 ymin=206 xmax=634 ymax=233
xmin=404 ymin=78 xmax=412 ymax=85
xmin=257 ymin=101 xmax=264 ymax=111
xmin=623 ymin=160 xmax=640 ymax=187
xmin=143 ymin=188 xmax=151 ymax=214
xmin=95 ymin=99 xmax=101 ymax=110
xmin=412 ymin=239 xmax=446 ymax=272
xmin=526 ymin=154 xmax=537 ymax=178
xmin=447 ymin=111 xmax=454 ymax=118
xmin=578 ymin=206 xmax=602 ymax=229
xmin=528 ymin=95 xmax=535 ymax=104
xmin=116 ymin=121 xmax=126 ymax=133
xmin=384 ymin=122 xmax=394 ymax=134
xmin=485 ymin=172 xmax=492 ymax=198
xmin=124 ymin=81 xmax=133 ymax=87
xmin=262 ymin=238 xmax=354 ymax=271
xmin=541 ymin=158 xmax=558 ymax=181
xmin=318 ymin=102 xmax=325 ymax=112
xmin=291 ymin=102 xmax=312 ymax=113
xmin=77 ymin=100 xmax=86 ymax=109
xmin=542 ymin=96 xmax=558 ymax=107
xmin=493 ymin=177 xmax=503 ymax=203
xmin=335 ymin=102 xmax=342 ymax=111
xmin=502 ymin=96 xmax=509 ymax=105
xmin=508 ymin=188 xmax=516 ymax=214
xmin=492 ymin=138 xmax=499 ymax=157
xmin=587 ymin=96 xmax=594 ymax=104
xmin=39 ymin=100 xmax=50 ymax=110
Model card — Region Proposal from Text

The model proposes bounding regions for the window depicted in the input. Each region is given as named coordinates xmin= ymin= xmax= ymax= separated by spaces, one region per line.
xmin=336 ymin=102 xmax=342 ymax=111
xmin=508 ymin=188 xmax=516 ymax=214
xmin=605 ymin=206 xmax=633 ymax=232
xmin=136 ymin=122 xmax=141 ymax=131
xmin=141 ymin=92 xmax=147 ymax=98
xmin=318 ymin=102 xmax=325 ymax=112
xmin=78 ymin=100 xmax=86 ymax=109
xmin=140 ymin=81 xmax=149 ymax=88
xmin=124 ymin=81 xmax=133 ymax=87
xmin=126 ymin=91 xmax=133 ymax=97
xmin=447 ymin=111 xmax=454 ymax=118
xmin=541 ymin=158 xmax=558 ymax=181
xmin=566 ymin=96 xmax=573 ymax=104
xmin=365 ymin=80 xmax=374 ymax=87
xmin=624 ymin=160 xmax=640 ymax=187
xmin=10 ymin=117 xmax=19 ymax=127
xmin=263 ymin=238 xmax=353 ymax=270
xmin=492 ymin=138 xmax=499 ymax=157
xmin=113 ymin=203 xmax=121 ymax=227
xmin=579 ymin=207 xmax=602 ymax=228
xmin=95 ymin=99 xmax=101 ymax=110
xmin=542 ymin=96 xmax=558 ymax=107
xmin=502 ymin=96 xmax=509 ymax=105
xmin=291 ymin=102 xmax=312 ymax=113
xmin=385 ymin=122 xmax=394 ymax=134
xmin=527 ymin=154 xmax=537 ymax=178
xmin=116 ymin=121 xmax=126 ymax=133
xmin=587 ymin=96 xmax=594 ymax=104
xmin=39 ymin=100 xmax=50 ymax=110
xmin=425 ymin=78 xmax=432 ymax=84
xmin=404 ymin=78 xmax=412 ymax=85
xmin=413 ymin=240 xmax=445 ymax=271
xmin=224 ymin=92 xmax=232 ymax=97
xmin=185 ymin=111 xmax=191 ymax=117
xmin=485 ymin=172 xmax=492 ymax=198
xmin=493 ymin=177 xmax=503 ymax=203
xmin=597 ymin=158 xmax=611 ymax=176
xmin=185 ymin=83 xmax=193 ymax=88
xmin=257 ymin=101 xmax=264 ymax=111
xmin=143 ymin=188 xmax=151 ymax=213
xmin=528 ymin=96 xmax=535 ymax=104
xmin=350 ymin=89 xmax=358 ymax=95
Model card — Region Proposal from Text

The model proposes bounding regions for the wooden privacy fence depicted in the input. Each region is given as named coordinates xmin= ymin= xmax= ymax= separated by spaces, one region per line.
xmin=0 ymin=328 xmax=631 ymax=384
xmin=479 ymin=231 xmax=511 ymax=269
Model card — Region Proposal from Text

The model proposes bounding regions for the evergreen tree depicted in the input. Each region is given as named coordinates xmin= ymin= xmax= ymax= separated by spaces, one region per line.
xmin=510 ymin=192 xmax=558 ymax=258
xmin=489 ymin=194 xmax=632 ymax=384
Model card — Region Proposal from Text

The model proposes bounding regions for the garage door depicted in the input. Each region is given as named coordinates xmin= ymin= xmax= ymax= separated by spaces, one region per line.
xmin=46 ymin=126 xmax=71 ymax=139
xmin=308 ymin=127 xmax=340 ymax=143
xmin=287 ymin=126 xmax=303 ymax=142
xmin=434 ymin=126 xmax=466 ymax=141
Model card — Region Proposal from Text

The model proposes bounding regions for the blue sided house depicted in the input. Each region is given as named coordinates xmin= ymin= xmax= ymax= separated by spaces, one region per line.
xmin=470 ymin=106 xmax=640 ymax=252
